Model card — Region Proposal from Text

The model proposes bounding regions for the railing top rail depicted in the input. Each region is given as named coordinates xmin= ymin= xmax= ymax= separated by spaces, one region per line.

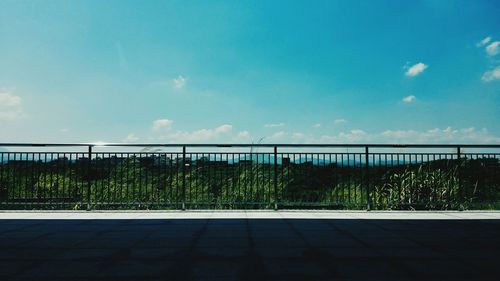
xmin=0 ymin=143 xmax=499 ymax=148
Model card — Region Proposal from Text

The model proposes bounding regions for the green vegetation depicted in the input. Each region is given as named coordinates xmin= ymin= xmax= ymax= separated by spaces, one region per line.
xmin=0 ymin=155 xmax=498 ymax=210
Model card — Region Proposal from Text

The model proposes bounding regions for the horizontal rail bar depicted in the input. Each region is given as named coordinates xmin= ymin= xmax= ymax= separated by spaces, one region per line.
xmin=1 ymin=143 xmax=499 ymax=148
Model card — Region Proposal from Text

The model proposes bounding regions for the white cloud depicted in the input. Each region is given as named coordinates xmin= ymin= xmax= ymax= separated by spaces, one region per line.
xmin=91 ymin=141 xmax=109 ymax=146
xmin=0 ymin=92 xmax=21 ymax=107
xmin=312 ymin=123 xmax=321 ymax=128
xmin=123 ymin=133 xmax=139 ymax=143
xmin=402 ymin=95 xmax=416 ymax=103
xmin=477 ymin=36 xmax=492 ymax=47
xmin=0 ymin=111 xmax=24 ymax=119
xmin=257 ymin=126 xmax=500 ymax=144
xmin=320 ymin=130 xmax=368 ymax=143
xmin=264 ymin=123 xmax=285 ymax=128
xmin=291 ymin=132 xmax=307 ymax=141
xmin=269 ymin=131 xmax=286 ymax=140
xmin=150 ymin=119 xmax=235 ymax=143
xmin=481 ymin=66 xmax=500 ymax=82
xmin=0 ymin=91 xmax=24 ymax=120
xmin=237 ymin=131 xmax=250 ymax=139
xmin=173 ymin=75 xmax=187 ymax=90
xmin=405 ymin=62 xmax=428 ymax=77
xmin=334 ymin=118 xmax=346 ymax=124
xmin=317 ymin=127 xmax=500 ymax=144
xmin=380 ymin=127 xmax=500 ymax=143
xmin=158 ymin=124 xmax=233 ymax=143
xmin=340 ymin=129 xmax=368 ymax=141
xmin=485 ymin=41 xmax=499 ymax=56
xmin=59 ymin=128 xmax=70 ymax=133
xmin=215 ymin=124 xmax=232 ymax=134
xmin=152 ymin=119 xmax=174 ymax=132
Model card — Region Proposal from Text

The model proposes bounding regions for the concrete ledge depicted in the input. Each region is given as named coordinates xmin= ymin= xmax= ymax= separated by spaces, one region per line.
xmin=0 ymin=210 xmax=499 ymax=220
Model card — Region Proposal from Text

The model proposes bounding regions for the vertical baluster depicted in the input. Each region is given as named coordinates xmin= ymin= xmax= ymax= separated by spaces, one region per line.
xmin=87 ymin=146 xmax=92 ymax=211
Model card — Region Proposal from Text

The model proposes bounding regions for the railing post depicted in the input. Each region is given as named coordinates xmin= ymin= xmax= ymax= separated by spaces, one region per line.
xmin=457 ymin=146 xmax=463 ymax=205
xmin=274 ymin=146 xmax=278 ymax=210
xmin=86 ymin=145 xmax=92 ymax=211
xmin=182 ymin=145 xmax=186 ymax=210
xmin=365 ymin=146 xmax=371 ymax=211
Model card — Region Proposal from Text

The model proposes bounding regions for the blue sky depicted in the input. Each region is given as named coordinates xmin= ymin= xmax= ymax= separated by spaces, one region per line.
xmin=0 ymin=0 xmax=499 ymax=144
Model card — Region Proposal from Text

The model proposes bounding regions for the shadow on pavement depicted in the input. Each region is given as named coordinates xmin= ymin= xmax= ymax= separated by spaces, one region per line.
xmin=0 ymin=218 xmax=499 ymax=280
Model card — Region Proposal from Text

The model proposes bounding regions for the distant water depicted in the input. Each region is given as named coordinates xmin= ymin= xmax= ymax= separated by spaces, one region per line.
xmin=0 ymin=151 xmax=412 ymax=166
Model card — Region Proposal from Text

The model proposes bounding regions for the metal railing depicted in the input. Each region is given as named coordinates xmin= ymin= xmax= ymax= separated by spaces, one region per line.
xmin=0 ymin=143 xmax=499 ymax=210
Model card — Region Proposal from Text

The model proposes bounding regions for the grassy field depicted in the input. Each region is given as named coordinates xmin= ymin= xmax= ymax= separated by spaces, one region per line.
xmin=0 ymin=155 xmax=498 ymax=210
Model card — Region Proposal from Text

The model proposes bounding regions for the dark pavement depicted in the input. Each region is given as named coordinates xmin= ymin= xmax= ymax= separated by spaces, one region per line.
xmin=0 ymin=216 xmax=499 ymax=280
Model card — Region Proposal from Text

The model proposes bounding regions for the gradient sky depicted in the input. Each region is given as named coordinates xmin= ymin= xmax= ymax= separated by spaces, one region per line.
xmin=0 ymin=0 xmax=499 ymax=144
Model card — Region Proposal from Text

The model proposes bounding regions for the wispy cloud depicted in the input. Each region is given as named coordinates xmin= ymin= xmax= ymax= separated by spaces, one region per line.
xmin=123 ymin=133 xmax=139 ymax=143
xmin=0 ymin=90 xmax=25 ymax=120
xmin=0 ymin=111 xmax=24 ymax=119
xmin=320 ymin=130 xmax=367 ymax=143
xmin=481 ymin=66 xmax=500 ymax=82
xmin=149 ymin=119 xmax=237 ymax=143
xmin=152 ymin=119 xmax=174 ymax=132
xmin=237 ymin=131 xmax=250 ymax=139
xmin=161 ymin=124 xmax=233 ymax=143
xmin=264 ymin=123 xmax=285 ymax=128
xmin=402 ymin=95 xmax=416 ymax=103
xmin=0 ymin=92 xmax=21 ymax=106
xmin=215 ymin=124 xmax=232 ymax=134
xmin=173 ymin=75 xmax=187 ymax=90
xmin=334 ymin=118 xmax=346 ymax=125
xmin=485 ymin=41 xmax=499 ymax=56
xmin=318 ymin=127 xmax=500 ymax=144
xmin=476 ymin=36 xmax=492 ymax=47
xmin=291 ymin=132 xmax=307 ymax=141
xmin=145 ymin=122 xmax=500 ymax=144
xmin=312 ymin=123 xmax=321 ymax=128
xmin=269 ymin=131 xmax=286 ymax=140
xmin=405 ymin=62 xmax=428 ymax=77
xmin=379 ymin=127 xmax=500 ymax=143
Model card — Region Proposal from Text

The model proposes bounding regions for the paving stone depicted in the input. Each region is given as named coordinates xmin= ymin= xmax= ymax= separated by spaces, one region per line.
xmin=19 ymin=238 xmax=88 ymax=249
xmin=333 ymin=259 xmax=409 ymax=279
xmin=0 ymin=248 xmax=61 ymax=260
xmin=263 ymin=259 xmax=331 ymax=278
xmin=401 ymin=259 xmax=479 ymax=278
xmin=197 ymin=237 xmax=248 ymax=248
xmin=0 ymin=261 xmax=34 ymax=277
xmin=135 ymin=237 xmax=193 ymax=248
xmin=253 ymin=237 xmax=308 ymax=248
xmin=98 ymin=261 xmax=170 ymax=278
xmin=0 ymin=238 xmax=35 ymax=248
xmin=128 ymin=248 xmax=182 ymax=259
xmin=56 ymin=248 xmax=117 ymax=260
xmin=195 ymin=247 xmax=248 ymax=258
xmin=356 ymin=236 xmax=421 ymax=248
xmin=18 ymin=261 xmax=103 ymax=278
xmin=307 ymin=237 xmax=367 ymax=248
xmin=253 ymin=247 xmax=308 ymax=258
xmin=191 ymin=261 xmax=241 ymax=278
xmin=322 ymin=247 xmax=381 ymax=258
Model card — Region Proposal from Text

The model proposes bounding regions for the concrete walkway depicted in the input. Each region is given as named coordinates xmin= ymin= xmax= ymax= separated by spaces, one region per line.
xmin=1 ymin=211 xmax=499 ymax=280
xmin=1 ymin=210 xmax=500 ymax=220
